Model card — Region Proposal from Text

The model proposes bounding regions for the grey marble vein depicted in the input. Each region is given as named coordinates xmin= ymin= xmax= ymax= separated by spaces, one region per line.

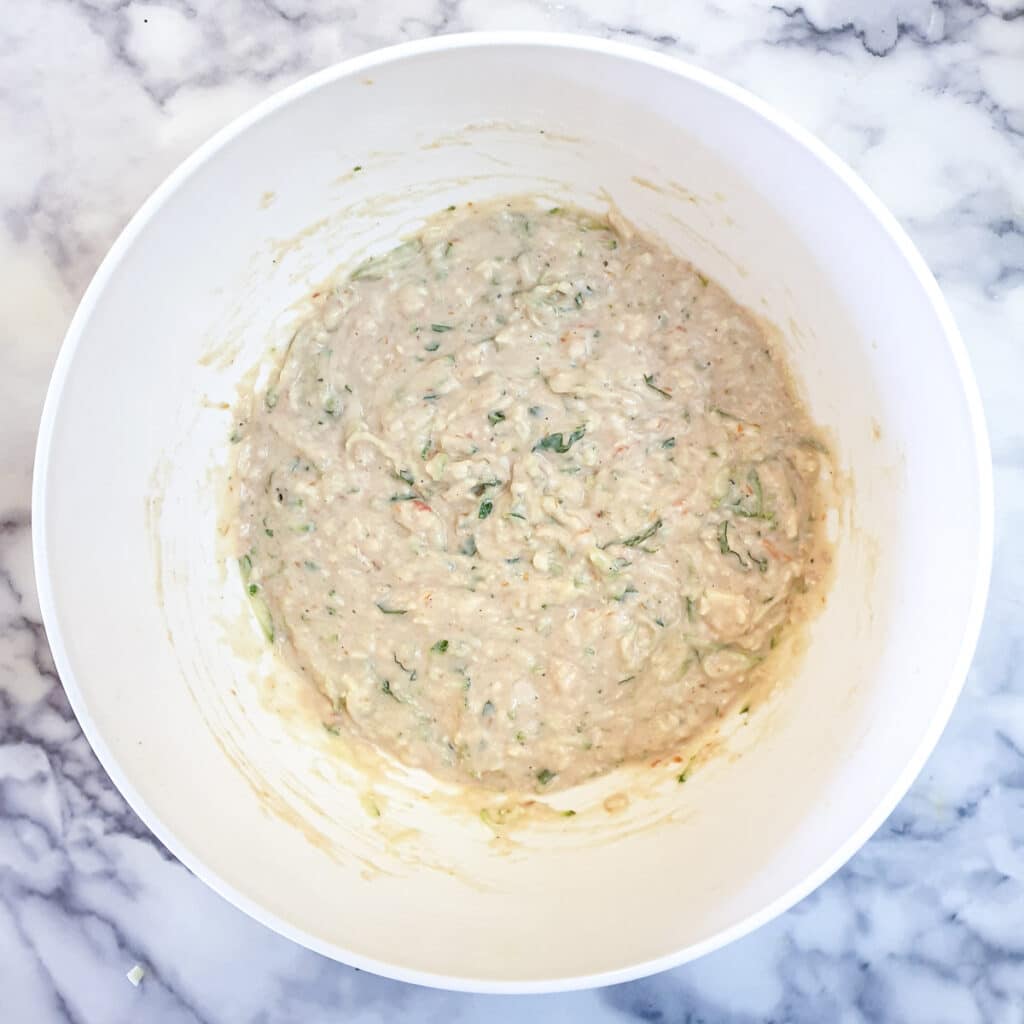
xmin=2 ymin=1 xmax=1022 ymax=1021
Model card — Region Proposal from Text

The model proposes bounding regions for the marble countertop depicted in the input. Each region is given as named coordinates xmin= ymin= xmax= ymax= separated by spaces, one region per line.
xmin=2 ymin=1 xmax=1022 ymax=1021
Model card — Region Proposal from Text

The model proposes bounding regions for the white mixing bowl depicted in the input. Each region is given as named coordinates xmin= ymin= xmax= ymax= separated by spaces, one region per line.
xmin=33 ymin=33 xmax=992 ymax=992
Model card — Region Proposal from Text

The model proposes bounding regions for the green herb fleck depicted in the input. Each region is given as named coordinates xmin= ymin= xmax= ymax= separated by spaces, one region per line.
xmin=713 ymin=407 xmax=743 ymax=422
xmin=488 ymin=410 xmax=506 ymax=426
xmin=478 ymin=500 xmax=493 ymax=519
xmin=375 ymin=602 xmax=408 ymax=615
xmin=661 ymin=437 xmax=676 ymax=449
xmin=574 ymin=291 xmax=584 ymax=309
xmin=643 ymin=374 xmax=672 ymax=399
xmin=393 ymin=653 xmax=417 ymax=680
xmin=380 ymin=679 xmax=400 ymax=700
xmin=431 ymin=639 xmax=449 ymax=654
xmin=536 ymin=768 xmax=557 ymax=786
xmin=425 ymin=340 xmax=440 ymax=352
xmin=431 ymin=323 xmax=454 ymax=333
xmin=534 ymin=426 xmax=585 ymax=454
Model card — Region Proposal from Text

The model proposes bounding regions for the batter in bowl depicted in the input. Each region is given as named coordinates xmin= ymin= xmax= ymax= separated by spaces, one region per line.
xmin=228 ymin=199 xmax=833 ymax=793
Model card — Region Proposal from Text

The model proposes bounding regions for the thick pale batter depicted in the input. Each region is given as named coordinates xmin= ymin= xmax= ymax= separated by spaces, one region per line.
xmin=229 ymin=199 xmax=833 ymax=793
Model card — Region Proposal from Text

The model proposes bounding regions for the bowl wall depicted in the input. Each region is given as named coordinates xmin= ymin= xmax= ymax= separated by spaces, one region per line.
xmin=33 ymin=35 xmax=991 ymax=991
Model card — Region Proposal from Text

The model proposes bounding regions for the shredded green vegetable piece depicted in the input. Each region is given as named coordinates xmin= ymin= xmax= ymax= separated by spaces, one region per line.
xmin=351 ymin=239 xmax=422 ymax=281
xmin=719 ymin=467 xmax=772 ymax=521
xmin=718 ymin=521 xmax=748 ymax=568
xmin=799 ymin=436 xmax=830 ymax=454
xmin=604 ymin=519 xmax=663 ymax=549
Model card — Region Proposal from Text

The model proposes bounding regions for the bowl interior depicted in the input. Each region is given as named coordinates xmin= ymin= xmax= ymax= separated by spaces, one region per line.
xmin=34 ymin=37 xmax=990 ymax=990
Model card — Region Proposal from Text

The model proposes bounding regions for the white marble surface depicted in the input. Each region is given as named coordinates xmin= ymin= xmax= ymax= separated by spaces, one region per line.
xmin=2 ymin=1 xmax=1022 ymax=1020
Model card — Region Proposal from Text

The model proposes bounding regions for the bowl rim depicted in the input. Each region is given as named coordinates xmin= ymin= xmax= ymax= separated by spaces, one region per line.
xmin=32 ymin=30 xmax=994 ymax=994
